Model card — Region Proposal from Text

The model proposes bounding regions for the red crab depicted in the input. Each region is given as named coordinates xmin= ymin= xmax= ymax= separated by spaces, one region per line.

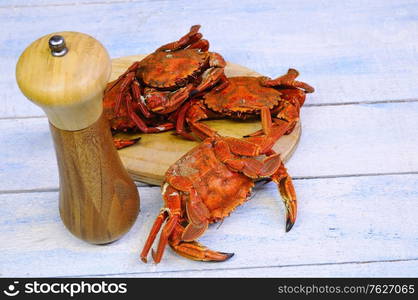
xmin=140 ymin=118 xmax=298 ymax=263
xmin=175 ymin=69 xmax=314 ymax=140
xmin=103 ymin=25 xmax=227 ymax=147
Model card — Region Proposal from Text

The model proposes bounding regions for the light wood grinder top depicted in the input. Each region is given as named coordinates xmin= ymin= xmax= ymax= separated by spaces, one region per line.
xmin=16 ymin=32 xmax=140 ymax=244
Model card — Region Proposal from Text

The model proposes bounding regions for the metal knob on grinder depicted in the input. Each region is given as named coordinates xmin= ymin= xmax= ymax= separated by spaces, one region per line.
xmin=16 ymin=32 xmax=140 ymax=244
xmin=49 ymin=35 xmax=68 ymax=57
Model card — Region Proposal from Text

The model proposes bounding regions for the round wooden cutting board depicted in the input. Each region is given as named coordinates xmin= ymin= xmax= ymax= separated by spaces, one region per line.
xmin=110 ymin=55 xmax=301 ymax=185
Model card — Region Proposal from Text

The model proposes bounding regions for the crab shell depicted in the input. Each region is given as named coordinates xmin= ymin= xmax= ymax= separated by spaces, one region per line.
xmin=137 ymin=49 xmax=210 ymax=90
xmin=165 ymin=138 xmax=255 ymax=223
xmin=203 ymin=76 xmax=298 ymax=119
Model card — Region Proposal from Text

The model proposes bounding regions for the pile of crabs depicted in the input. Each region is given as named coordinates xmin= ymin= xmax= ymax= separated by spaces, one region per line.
xmin=103 ymin=25 xmax=314 ymax=264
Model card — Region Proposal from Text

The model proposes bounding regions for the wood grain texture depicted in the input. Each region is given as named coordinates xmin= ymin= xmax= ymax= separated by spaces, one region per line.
xmin=1 ymin=174 xmax=417 ymax=277
xmin=101 ymin=260 xmax=418 ymax=278
xmin=2 ymin=101 xmax=418 ymax=192
xmin=111 ymin=55 xmax=301 ymax=185
xmin=50 ymin=114 xmax=140 ymax=244
xmin=1 ymin=0 xmax=418 ymax=118
xmin=16 ymin=31 xmax=111 ymax=130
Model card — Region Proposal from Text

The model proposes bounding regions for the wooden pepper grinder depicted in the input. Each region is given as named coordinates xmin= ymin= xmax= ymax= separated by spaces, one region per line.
xmin=16 ymin=32 xmax=140 ymax=244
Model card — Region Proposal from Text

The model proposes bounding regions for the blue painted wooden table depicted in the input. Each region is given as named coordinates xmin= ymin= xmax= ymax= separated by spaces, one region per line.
xmin=1 ymin=0 xmax=417 ymax=277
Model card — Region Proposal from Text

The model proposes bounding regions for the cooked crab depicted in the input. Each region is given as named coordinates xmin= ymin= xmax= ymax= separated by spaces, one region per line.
xmin=103 ymin=25 xmax=227 ymax=143
xmin=140 ymin=119 xmax=297 ymax=263
xmin=175 ymin=69 xmax=314 ymax=140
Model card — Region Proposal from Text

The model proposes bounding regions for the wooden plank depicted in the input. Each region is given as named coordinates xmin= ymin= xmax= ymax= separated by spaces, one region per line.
xmin=101 ymin=260 xmax=418 ymax=277
xmin=1 ymin=102 xmax=418 ymax=192
xmin=2 ymin=0 xmax=418 ymax=118
xmin=1 ymin=0 xmax=131 ymax=8
xmin=1 ymin=174 xmax=417 ymax=277
xmin=287 ymin=101 xmax=418 ymax=178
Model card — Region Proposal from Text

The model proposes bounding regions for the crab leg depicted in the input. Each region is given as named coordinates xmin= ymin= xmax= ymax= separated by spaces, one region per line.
xmin=188 ymin=39 xmax=209 ymax=52
xmin=125 ymin=94 xmax=175 ymax=133
xmin=190 ymin=52 xmax=227 ymax=95
xmin=113 ymin=137 xmax=141 ymax=150
xmin=245 ymin=102 xmax=299 ymax=137
xmin=108 ymin=71 xmax=153 ymax=119
xmin=156 ymin=25 xmax=203 ymax=52
xmin=182 ymin=189 xmax=210 ymax=241
xmin=214 ymin=138 xmax=283 ymax=178
xmin=170 ymin=240 xmax=234 ymax=262
xmin=262 ymin=68 xmax=315 ymax=93
xmin=214 ymin=137 xmax=297 ymax=232
xmin=174 ymin=102 xmax=196 ymax=140
xmin=167 ymin=176 xmax=210 ymax=236
xmin=271 ymin=163 xmax=297 ymax=232
xmin=112 ymin=72 xmax=136 ymax=116
xmin=167 ymin=179 xmax=232 ymax=262
xmin=169 ymin=211 xmax=233 ymax=262
xmin=140 ymin=209 xmax=168 ymax=263
xmin=131 ymin=80 xmax=154 ymax=119
xmin=261 ymin=107 xmax=273 ymax=135
xmin=193 ymin=68 xmax=226 ymax=94
xmin=214 ymin=74 xmax=230 ymax=92
xmin=135 ymin=97 xmax=154 ymax=119
xmin=105 ymin=61 xmax=140 ymax=93
xmin=175 ymin=100 xmax=221 ymax=140
xmin=218 ymin=120 xmax=293 ymax=157
xmin=280 ymin=88 xmax=307 ymax=108
xmin=222 ymin=153 xmax=297 ymax=232
xmin=151 ymin=214 xmax=180 ymax=263
xmin=163 ymin=84 xmax=195 ymax=113
xmin=141 ymin=182 xmax=231 ymax=263
xmin=190 ymin=122 xmax=219 ymax=141
xmin=147 ymin=84 xmax=195 ymax=115
xmin=141 ymin=184 xmax=182 ymax=263
xmin=208 ymin=52 xmax=227 ymax=68
xmin=228 ymin=154 xmax=283 ymax=179
xmin=248 ymin=89 xmax=305 ymax=137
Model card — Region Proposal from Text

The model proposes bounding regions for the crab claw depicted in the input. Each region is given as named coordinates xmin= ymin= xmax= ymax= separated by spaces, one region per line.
xmin=156 ymin=25 xmax=203 ymax=52
xmin=112 ymin=137 xmax=141 ymax=149
xmin=286 ymin=218 xmax=294 ymax=232
xmin=272 ymin=163 xmax=297 ymax=232
xmin=262 ymin=68 xmax=315 ymax=94
xmin=169 ymin=240 xmax=234 ymax=262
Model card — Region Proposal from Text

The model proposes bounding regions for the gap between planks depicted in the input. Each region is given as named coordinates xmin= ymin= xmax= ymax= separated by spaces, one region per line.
xmin=67 ymin=258 xmax=418 ymax=278
xmin=1 ymin=171 xmax=418 ymax=195
xmin=1 ymin=98 xmax=418 ymax=121
xmin=0 ymin=182 xmax=149 ymax=195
